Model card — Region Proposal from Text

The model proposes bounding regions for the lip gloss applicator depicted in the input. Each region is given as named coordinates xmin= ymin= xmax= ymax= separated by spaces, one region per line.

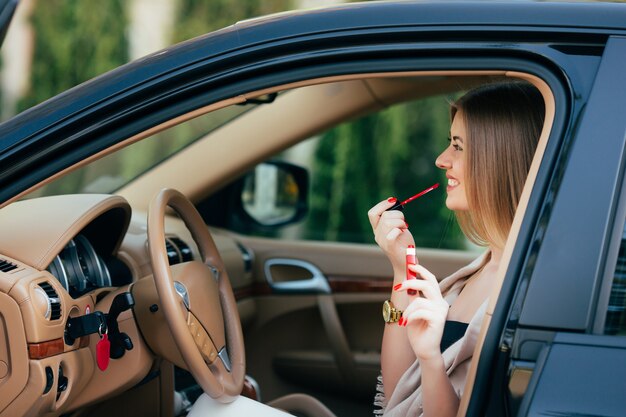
xmin=387 ymin=183 xmax=439 ymax=212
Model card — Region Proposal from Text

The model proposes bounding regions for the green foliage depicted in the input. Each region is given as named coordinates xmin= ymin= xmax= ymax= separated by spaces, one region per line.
xmin=173 ymin=0 xmax=293 ymax=43
xmin=304 ymin=96 xmax=466 ymax=249
xmin=15 ymin=0 xmax=465 ymax=250
xmin=18 ymin=0 xmax=128 ymax=112
xmin=13 ymin=0 xmax=128 ymax=195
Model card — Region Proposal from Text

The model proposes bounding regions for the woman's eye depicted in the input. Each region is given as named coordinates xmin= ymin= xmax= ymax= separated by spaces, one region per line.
xmin=447 ymin=137 xmax=463 ymax=151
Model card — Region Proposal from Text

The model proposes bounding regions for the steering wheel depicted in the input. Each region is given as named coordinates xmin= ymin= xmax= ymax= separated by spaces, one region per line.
xmin=147 ymin=188 xmax=245 ymax=403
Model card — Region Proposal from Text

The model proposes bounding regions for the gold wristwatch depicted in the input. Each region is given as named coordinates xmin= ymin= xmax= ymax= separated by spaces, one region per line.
xmin=382 ymin=300 xmax=403 ymax=323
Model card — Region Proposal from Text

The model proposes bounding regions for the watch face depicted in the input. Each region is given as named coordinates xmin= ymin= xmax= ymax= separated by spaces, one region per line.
xmin=382 ymin=300 xmax=391 ymax=322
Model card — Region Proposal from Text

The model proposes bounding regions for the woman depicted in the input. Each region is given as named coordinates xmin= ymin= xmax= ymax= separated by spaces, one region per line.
xmin=368 ymin=82 xmax=545 ymax=417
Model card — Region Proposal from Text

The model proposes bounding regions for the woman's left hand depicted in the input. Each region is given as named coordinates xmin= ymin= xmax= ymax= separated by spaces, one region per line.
xmin=394 ymin=263 xmax=449 ymax=361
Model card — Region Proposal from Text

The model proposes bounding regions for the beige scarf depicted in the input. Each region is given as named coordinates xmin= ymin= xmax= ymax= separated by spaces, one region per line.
xmin=376 ymin=251 xmax=490 ymax=417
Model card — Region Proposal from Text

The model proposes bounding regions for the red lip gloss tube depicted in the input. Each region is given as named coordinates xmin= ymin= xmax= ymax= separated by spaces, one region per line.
xmin=387 ymin=183 xmax=439 ymax=212
xmin=406 ymin=245 xmax=417 ymax=296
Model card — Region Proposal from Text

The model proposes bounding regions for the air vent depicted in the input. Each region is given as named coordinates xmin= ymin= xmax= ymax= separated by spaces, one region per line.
xmin=0 ymin=258 xmax=18 ymax=273
xmin=165 ymin=239 xmax=180 ymax=265
xmin=165 ymin=237 xmax=193 ymax=265
xmin=38 ymin=282 xmax=62 ymax=320
xmin=169 ymin=237 xmax=193 ymax=262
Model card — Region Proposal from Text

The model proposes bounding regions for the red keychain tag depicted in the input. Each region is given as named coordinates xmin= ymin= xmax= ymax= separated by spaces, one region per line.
xmin=96 ymin=331 xmax=110 ymax=371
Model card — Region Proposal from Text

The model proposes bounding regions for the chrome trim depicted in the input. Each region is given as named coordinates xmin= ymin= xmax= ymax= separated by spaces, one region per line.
xmin=174 ymin=281 xmax=191 ymax=310
xmin=207 ymin=265 xmax=220 ymax=282
xmin=34 ymin=286 xmax=51 ymax=319
xmin=218 ymin=347 xmax=232 ymax=372
xmin=264 ymin=258 xmax=331 ymax=294
xmin=75 ymin=235 xmax=112 ymax=287
xmin=48 ymin=255 xmax=69 ymax=292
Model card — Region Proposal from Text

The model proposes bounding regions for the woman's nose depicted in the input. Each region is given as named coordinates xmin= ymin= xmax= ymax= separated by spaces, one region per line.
xmin=435 ymin=148 xmax=451 ymax=169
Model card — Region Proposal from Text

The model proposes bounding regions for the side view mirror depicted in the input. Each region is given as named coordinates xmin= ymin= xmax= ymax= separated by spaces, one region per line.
xmin=239 ymin=161 xmax=308 ymax=228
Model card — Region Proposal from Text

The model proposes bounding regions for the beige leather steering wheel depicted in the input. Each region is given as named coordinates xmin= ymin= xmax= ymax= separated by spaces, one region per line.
xmin=147 ymin=188 xmax=245 ymax=403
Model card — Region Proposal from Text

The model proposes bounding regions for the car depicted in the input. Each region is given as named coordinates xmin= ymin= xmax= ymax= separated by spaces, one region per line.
xmin=0 ymin=0 xmax=625 ymax=416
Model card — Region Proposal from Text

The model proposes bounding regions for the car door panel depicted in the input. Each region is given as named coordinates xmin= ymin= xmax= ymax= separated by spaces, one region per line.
xmin=518 ymin=334 xmax=626 ymax=417
xmin=518 ymin=36 xmax=626 ymax=331
xmin=487 ymin=36 xmax=626 ymax=417
xmin=238 ymin=235 xmax=476 ymax=404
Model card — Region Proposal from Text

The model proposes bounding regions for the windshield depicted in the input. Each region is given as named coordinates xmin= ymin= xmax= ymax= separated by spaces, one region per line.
xmin=27 ymin=104 xmax=252 ymax=198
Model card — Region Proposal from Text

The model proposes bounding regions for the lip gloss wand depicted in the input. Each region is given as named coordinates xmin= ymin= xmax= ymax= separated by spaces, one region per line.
xmin=387 ymin=183 xmax=440 ymax=212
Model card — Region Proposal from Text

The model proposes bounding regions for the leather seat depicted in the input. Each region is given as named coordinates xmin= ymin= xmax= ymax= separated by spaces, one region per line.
xmin=267 ymin=393 xmax=338 ymax=417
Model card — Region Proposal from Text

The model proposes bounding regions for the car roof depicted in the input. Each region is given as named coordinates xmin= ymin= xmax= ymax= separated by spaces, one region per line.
xmin=0 ymin=0 xmax=624 ymax=165
xmin=236 ymin=1 xmax=626 ymax=36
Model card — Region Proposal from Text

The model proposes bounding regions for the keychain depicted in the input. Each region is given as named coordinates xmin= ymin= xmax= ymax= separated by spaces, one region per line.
xmin=96 ymin=323 xmax=110 ymax=371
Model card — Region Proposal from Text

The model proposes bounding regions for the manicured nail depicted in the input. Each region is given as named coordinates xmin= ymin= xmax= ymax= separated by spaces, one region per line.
xmin=398 ymin=317 xmax=404 ymax=326
xmin=405 ymin=222 xmax=409 ymax=228
xmin=401 ymin=318 xmax=407 ymax=327
xmin=387 ymin=197 xmax=397 ymax=203
xmin=393 ymin=283 xmax=402 ymax=291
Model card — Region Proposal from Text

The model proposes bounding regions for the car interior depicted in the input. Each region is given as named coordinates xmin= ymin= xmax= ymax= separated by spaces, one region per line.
xmin=0 ymin=70 xmax=554 ymax=417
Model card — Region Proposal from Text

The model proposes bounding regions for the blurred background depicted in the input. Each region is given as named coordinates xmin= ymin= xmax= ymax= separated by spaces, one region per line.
xmin=1 ymin=0 xmax=304 ymax=119
xmin=4 ymin=0 xmax=618 ymax=249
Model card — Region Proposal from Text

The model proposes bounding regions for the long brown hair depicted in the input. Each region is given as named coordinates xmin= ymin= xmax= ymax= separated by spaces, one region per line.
xmin=452 ymin=82 xmax=545 ymax=248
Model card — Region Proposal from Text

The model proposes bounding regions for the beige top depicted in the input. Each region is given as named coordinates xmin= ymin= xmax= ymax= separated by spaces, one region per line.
xmin=378 ymin=251 xmax=490 ymax=417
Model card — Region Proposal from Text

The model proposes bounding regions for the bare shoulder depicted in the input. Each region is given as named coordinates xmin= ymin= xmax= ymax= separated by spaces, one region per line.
xmin=447 ymin=263 xmax=498 ymax=323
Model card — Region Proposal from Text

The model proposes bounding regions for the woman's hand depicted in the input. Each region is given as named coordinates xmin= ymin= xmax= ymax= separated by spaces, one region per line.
xmin=394 ymin=263 xmax=449 ymax=361
xmin=367 ymin=198 xmax=414 ymax=274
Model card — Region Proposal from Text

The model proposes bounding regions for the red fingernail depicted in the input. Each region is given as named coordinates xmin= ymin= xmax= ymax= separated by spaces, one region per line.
xmin=393 ymin=283 xmax=402 ymax=291
xmin=398 ymin=317 xmax=404 ymax=326
xmin=408 ymin=289 xmax=417 ymax=296
xmin=405 ymin=222 xmax=409 ymax=228
xmin=388 ymin=197 xmax=397 ymax=203
xmin=401 ymin=318 xmax=407 ymax=327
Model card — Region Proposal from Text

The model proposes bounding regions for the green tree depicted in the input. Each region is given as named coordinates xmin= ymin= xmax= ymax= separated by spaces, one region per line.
xmin=19 ymin=0 xmax=128 ymax=111
xmin=172 ymin=0 xmax=293 ymax=43
xmin=305 ymin=96 xmax=465 ymax=249
xmin=16 ymin=0 xmax=128 ymax=195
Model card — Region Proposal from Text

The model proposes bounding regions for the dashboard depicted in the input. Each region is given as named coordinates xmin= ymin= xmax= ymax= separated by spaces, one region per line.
xmin=0 ymin=194 xmax=157 ymax=415
xmin=0 ymin=193 xmax=251 ymax=417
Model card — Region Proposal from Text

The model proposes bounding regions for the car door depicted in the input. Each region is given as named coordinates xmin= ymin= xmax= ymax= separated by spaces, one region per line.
xmin=182 ymin=30 xmax=595 ymax=417
xmin=0 ymin=3 xmax=624 ymax=417
xmin=63 ymin=30 xmax=585 ymax=417
xmin=185 ymin=64 xmax=561 ymax=417
xmin=467 ymin=36 xmax=626 ymax=417
xmin=217 ymin=96 xmax=480 ymax=412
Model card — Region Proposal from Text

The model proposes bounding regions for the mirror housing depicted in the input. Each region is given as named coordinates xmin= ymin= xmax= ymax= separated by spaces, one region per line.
xmin=196 ymin=161 xmax=308 ymax=232
xmin=196 ymin=161 xmax=309 ymax=232
xmin=240 ymin=161 xmax=308 ymax=227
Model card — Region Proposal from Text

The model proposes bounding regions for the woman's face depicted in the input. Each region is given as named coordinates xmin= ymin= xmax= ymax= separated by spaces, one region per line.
xmin=435 ymin=111 xmax=469 ymax=211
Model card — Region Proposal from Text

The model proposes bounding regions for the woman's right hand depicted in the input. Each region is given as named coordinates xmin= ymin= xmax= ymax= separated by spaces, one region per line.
xmin=367 ymin=198 xmax=415 ymax=274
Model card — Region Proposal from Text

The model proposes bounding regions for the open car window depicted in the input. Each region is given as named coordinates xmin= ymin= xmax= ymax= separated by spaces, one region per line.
xmin=26 ymin=104 xmax=253 ymax=197
xmin=237 ymin=92 xmax=470 ymax=250
xmin=9 ymin=70 xmax=556 ymax=417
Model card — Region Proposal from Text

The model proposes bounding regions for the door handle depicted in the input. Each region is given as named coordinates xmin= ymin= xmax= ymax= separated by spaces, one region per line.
xmin=264 ymin=258 xmax=331 ymax=294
